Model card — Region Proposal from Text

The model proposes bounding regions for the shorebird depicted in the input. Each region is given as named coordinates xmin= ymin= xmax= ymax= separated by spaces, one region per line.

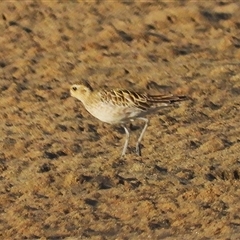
xmin=70 ymin=83 xmax=186 ymax=157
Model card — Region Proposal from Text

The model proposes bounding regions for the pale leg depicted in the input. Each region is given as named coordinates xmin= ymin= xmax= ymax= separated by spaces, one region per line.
xmin=121 ymin=125 xmax=130 ymax=157
xmin=136 ymin=118 xmax=149 ymax=156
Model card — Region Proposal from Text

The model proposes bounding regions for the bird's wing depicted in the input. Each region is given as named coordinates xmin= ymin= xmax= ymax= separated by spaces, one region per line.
xmin=99 ymin=89 xmax=150 ymax=110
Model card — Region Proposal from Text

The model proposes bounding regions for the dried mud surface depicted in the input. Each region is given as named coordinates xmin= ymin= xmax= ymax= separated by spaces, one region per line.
xmin=0 ymin=1 xmax=240 ymax=239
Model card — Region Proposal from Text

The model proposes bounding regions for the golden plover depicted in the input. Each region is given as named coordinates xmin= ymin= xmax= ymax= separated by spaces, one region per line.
xmin=70 ymin=84 xmax=186 ymax=157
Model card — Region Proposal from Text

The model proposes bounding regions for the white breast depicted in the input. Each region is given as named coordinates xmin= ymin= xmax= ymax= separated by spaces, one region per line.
xmin=84 ymin=102 xmax=142 ymax=124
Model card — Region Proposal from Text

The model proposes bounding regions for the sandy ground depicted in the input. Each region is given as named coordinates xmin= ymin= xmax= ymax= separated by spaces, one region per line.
xmin=0 ymin=1 xmax=240 ymax=239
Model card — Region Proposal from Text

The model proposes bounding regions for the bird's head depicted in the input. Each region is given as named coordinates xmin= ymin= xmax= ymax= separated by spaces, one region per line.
xmin=70 ymin=84 xmax=92 ymax=103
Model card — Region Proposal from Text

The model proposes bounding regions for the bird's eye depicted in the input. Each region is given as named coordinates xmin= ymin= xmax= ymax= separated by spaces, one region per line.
xmin=72 ymin=87 xmax=77 ymax=91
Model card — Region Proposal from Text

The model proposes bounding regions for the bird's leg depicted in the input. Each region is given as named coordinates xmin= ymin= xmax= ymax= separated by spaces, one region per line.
xmin=121 ymin=125 xmax=130 ymax=157
xmin=136 ymin=118 xmax=149 ymax=156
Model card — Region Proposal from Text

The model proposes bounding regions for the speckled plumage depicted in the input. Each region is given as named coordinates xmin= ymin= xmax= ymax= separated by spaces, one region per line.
xmin=70 ymin=84 xmax=186 ymax=157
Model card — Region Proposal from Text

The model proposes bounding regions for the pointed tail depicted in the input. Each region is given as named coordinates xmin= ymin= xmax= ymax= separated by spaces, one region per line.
xmin=147 ymin=94 xmax=187 ymax=104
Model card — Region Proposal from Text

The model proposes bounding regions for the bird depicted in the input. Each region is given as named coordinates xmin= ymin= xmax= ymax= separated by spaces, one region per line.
xmin=70 ymin=83 xmax=187 ymax=157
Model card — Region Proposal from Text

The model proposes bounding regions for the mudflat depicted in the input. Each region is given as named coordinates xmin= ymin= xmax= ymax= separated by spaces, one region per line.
xmin=0 ymin=1 xmax=240 ymax=239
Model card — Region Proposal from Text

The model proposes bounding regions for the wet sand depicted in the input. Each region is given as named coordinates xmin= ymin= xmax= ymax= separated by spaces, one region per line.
xmin=0 ymin=1 xmax=240 ymax=239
